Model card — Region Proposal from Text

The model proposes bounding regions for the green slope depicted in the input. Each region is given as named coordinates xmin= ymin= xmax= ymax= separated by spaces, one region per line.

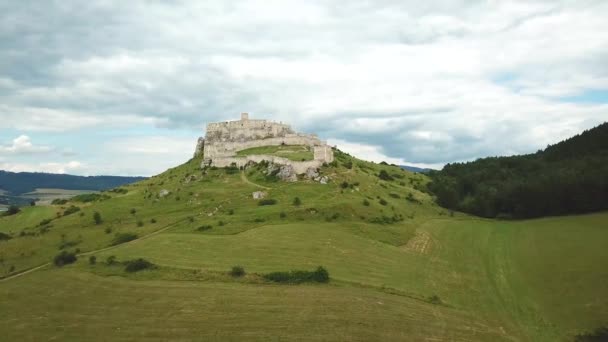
xmin=0 ymin=152 xmax=606 ymax=341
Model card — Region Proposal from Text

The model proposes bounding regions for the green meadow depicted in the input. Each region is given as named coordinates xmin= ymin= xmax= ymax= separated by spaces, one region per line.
xmin=1 ymin=152 xmax=606 ymax=341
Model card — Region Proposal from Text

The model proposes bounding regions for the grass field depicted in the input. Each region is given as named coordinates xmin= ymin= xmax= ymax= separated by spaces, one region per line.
xmin=236 ymin=144 xmax=314 ymax=161
xmin=0 ymin=151 xmax=606 ymax=341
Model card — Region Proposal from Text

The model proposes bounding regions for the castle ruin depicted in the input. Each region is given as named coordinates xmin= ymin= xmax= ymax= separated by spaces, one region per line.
xmin=194 ymin=113 xmax=334 ymax=175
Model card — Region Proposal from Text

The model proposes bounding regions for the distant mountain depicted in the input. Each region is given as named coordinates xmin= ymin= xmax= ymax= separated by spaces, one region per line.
xmin=400 ymin=165 xmax=432 ymax=173
xmin=428 ymin=122 xmax=608 ymax=219
xmin=0 ymin=170 xmax=146 ymax=196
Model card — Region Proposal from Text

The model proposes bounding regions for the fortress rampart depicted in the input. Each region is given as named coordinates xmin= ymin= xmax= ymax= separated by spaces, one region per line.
xmin=195 ymin=113 xmax=334 ymax=173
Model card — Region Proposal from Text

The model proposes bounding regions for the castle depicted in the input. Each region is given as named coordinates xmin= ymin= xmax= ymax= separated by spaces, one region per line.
xmin=194 ymin=113 xmax=334 ymax=174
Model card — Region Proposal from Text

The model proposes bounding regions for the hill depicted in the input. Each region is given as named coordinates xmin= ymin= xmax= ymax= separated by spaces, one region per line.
xmin=428 ymin=122 xmax=608 ymax=218
xmin=0 ymin=170 xmax=146 ymax=196
xmin=0 ymin=150 xmax=606 ymax=341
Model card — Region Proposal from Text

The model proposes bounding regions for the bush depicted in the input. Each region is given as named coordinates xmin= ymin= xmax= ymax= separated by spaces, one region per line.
xmin=378 ymin=170 xmax=393 ymax=181
xmin=63 ymin=205 xmax=80 ymax=216
xmin=428 ymin=295 xmax=442 ymax=305
xmin=104 ymin=227 xmax=112 ymax=234
xmin=89 ymin=255 xmax=97 ymax=265
xmin=72 ymin=193 xmax=108 ymax=203
xmin=5 ymin=205 xmax=20 ymax=216
xmin=218 ymin=220 xmax=225 ymax=226
xmin=379 ymin=198 xmax=388 ymax=206
xmin=280 ymin=212 xmax=286 ymax=219
xmin=110 ymin=233 xmax=138 ymax=246
xmin=0 ymin=232 xmax=12 ymax=241
xmin=575 ymin=326 xmax=608 ymax=342
xmin=93 ymin=211 xmax=102 ymax=225
xmin=263 ymin=266 xmax=330 ymax=284
xmin=124 ymin=258 xmax=156 ymax=273
xmin=106 ymin=255 xmax=117 ymax=265
xmin=343 ymin=160 xmax=353 ymax=169
xmin=53 ymin=251 xmax=77 ymax=266
xmin=150 ymin=218 xmax=157 ymax=223
xmin=51 ymin=199 xmax=68 ymax=205
xmin=228 ymin=209 xmax=234 ymax=215
xmin=109 ymin=188 xmax=128 ymax=194
xmin=362 ymin=199 xmax=370 ymax=206
xmin=130 ymin=208 xmax=137 ymax=214
xmin=389 ymin=193 xmax=401 ymax=199
xmin=197 ymin=225 xmax=212 ymax=231
xmin=340 ymin=181 xmax=349 ymax=189
xmin=258 ymin=199 xmax=277 ymax=206
xmin=230 ymin=265 xmax=245 ymax=277
xmin=136 ymin=220 xmax=144 ymax=227
xmin=293 ymin=197 xmax=302 ymax=206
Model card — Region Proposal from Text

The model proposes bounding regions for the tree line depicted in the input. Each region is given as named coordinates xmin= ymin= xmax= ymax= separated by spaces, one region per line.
xmin=427 ymin=122 xmax=608 ymax=219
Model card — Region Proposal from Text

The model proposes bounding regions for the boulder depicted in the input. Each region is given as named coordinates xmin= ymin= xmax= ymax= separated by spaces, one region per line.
xmin=159 ymin=189 xmax=170 ymax=197
xmin=305 ymin=167 xmax=320 ymax=179
xmin=277 ymin=165 xmax=297 ymax=182
xmin=252 ymin=191 xmax=267 ymax=200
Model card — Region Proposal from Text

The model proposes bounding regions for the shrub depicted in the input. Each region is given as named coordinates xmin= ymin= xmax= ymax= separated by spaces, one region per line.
xmin=63 ymin=205 xmax=80 ymax=216
xmin=106 ymin=255 xmax=117 ymax=265
xmin=53 ymin=251 xmax=77 ymax=266
xmin=340 ymin=181 xmax=349 ymax=189
xmin=136 ymin=220 xmax=144 ymax=227
xmin=575 ymin=326 xmax=608 ymax=342
xmin=343 ymin=160 xmax=353 ymax=169
xmin=280 ymin=212 xmax=286 ymax=219
xmin=4 ymin=205 xmax=20 ymax=216
xmin=378 ymin=170 xmax=393 ymax=181
xmin=362 ymin=199 xmax=370 ymax=206
xmin=150 ymin=218 xmax=157 ymax=223
xmin=124 ymin=258 xmax=156 ymax=273
xmin=428 ymin=295 xmax=442 ymax=305
xmin=89 ymin=255 xmax=97 ymax=265
xmin=104 ymin=227 xmax=112 ymax=234
xmin=254 ymin=218 xmax=265 ymax=223
xmin=130 ymin=208 xmax=137 ymax=214
xmin=197 ymin=225 xmax=212 ymax=231
xmin=110 ymin=233 xmax=138 ymax=246
xmin=72 ymin=193 xmax=108 ymax=203
xmin=109 ymin=188 xmax=128 ymax=194
xmin=228 ymin=209 xmax=234 ymax=215
xmin=93 ymin=212 xmax=102 ymax=225
xmin=263 ymin=266 xmax=330 ymax=284
xmin=379 ymin=198 xmax=388 ymax=206
xmin=51 ymin=199 xmax=68 ymax=205
xmin=218 ymin=220 xmax=225 ymax=226
xmin=389 ymin=193 xmax=401 ymax=199
xmin=59 ymin=239 xmax=80 ymax=250
xmin=230 ymin=265 xmax=245 ymax=277
xmin=0 ymin=232 xmax=12 ymax=241
xmin=293 ymin=197 xmax=302 ymax=206
xmin=258 ymin=199 xmax=277 ymax=206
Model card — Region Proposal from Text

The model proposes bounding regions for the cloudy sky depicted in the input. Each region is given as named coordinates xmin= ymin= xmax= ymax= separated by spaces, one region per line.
xmin=1 ymin=0 xmax=607 ymax=176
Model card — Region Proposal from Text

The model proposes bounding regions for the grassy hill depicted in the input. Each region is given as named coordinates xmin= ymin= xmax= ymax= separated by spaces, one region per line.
xmin=0 ymin=150 xmax=606 ymax=341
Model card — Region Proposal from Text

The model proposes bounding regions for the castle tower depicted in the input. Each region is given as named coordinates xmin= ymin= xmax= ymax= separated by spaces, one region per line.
xmin=241 ymin=112 xmax=249 ymax=121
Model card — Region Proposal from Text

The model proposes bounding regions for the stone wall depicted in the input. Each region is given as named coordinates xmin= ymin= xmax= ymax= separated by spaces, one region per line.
xmin=212 ymin=155 xmax=324 ymax=174
xmin=198 ymin=113 xmax=334 ymax=174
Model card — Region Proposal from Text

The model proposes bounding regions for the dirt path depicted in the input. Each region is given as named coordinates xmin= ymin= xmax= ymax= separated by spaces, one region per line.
xmin=240 ymin=171 xmax=271 ymax=190
xmin=0 ymin=218 xmax=187 ymax=283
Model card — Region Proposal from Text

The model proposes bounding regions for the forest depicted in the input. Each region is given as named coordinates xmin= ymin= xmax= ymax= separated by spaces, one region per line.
xmin=427 ymin=122 xmax=608 ymax=218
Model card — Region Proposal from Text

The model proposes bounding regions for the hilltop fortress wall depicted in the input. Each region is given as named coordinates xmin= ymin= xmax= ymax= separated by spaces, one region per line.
xmin=197 ymin=113 xmax=334 ymax=174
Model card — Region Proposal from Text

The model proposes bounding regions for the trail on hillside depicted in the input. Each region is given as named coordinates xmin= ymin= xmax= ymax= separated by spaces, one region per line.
xmin=0 ymin=217 xmax=188 ymax=283
xmin=240 ymin=171 xmax=271 ymax=190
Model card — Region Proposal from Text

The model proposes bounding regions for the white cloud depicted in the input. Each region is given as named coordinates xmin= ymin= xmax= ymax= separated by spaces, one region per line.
xmin=0 ymin=135 xmax=53 ymax=154
xmin=0 ymin=160 xmax=84 ymax=174
xmin=0 ymin=0 xmax=607 ymax=174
